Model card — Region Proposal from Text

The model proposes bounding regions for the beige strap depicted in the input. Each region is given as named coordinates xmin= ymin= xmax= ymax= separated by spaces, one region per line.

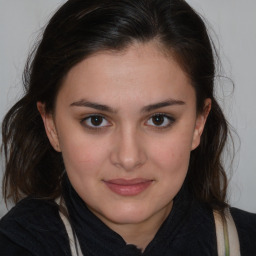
xmin=58 ymin=198 xmax=240 ymax=256
xmin=213 ymin=209 xmax=240 ymax=256
xmin=56 ymin=198 xmax=84 ymax=256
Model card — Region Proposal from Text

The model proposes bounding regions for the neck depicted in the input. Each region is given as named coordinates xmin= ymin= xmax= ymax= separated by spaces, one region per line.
xmin=89 ymin=202 xmax=173 ymax=251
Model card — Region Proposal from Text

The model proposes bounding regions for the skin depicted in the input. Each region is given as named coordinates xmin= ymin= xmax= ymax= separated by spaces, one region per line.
xmin=38 ymin=42 xmax=211 ymax=250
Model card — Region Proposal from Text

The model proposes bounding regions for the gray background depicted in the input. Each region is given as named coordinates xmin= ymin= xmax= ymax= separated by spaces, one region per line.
xmin=0 ymin=0 xmax=256 ymax=217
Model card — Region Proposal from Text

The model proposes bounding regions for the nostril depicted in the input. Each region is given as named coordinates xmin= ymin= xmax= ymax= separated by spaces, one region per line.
xmin=110 ymin=146 xmax=147 ymax=171
xmin=109 ymin=130 xmax=147 ymax=171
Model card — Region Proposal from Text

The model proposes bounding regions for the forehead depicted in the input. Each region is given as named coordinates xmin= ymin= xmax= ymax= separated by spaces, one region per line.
xmin=57 ymin=42 xmax=195 ymax=108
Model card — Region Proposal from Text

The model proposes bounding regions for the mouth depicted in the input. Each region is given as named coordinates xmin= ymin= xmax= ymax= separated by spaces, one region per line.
xmin=103 ymin=178 xmax=153 ymax=196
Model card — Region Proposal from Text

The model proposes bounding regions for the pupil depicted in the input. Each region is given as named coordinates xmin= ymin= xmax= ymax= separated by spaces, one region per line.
xmin=91 ymin=116 xmax=103 ymax=126
xmin=153 ymin=115 xmax=164 ymax=126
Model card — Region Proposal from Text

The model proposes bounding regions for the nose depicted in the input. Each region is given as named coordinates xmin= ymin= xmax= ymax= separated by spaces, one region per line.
xmin=110 ymin=128 xmax=147 ymax=171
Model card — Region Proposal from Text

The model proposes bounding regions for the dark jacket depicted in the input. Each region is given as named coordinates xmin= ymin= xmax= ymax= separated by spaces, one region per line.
xmin=0 ymin=178 xmax=256 ymax=256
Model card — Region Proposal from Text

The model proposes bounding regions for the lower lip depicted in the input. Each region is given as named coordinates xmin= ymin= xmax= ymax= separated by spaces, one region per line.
xmin=104 ymin=181 xmax=152 ymax=196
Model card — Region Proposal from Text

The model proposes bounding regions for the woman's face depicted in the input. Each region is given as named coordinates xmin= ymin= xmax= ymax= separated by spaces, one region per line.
xmin=39 ymin=42 xmax=210 ymax=229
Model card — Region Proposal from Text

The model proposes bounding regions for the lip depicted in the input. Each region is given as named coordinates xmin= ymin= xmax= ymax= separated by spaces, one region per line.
xmin=104 ymin=178 xmax=153 ymax=196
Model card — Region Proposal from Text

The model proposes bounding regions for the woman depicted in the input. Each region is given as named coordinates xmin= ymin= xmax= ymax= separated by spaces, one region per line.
xmin=0 ymin=0 xmax=255 ymax=255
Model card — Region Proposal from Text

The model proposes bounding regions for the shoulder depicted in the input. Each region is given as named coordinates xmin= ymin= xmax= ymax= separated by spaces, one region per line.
xmin=230 ymin=207 xmax=256 ymax=254
xmin=0 ymin=197 xmax=60 ymax=235
xmin=0 ymin=197 xmax=71 ymax=256
xmin=1 ymin=197 xmax=58 ymax=220
xmin=0 ymin=232 xmax=33 ymax=256
xmin=230 ymin=207 xmax=256 ymax=227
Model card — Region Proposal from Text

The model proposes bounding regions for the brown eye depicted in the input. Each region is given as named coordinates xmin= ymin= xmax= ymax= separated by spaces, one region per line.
xmin=152 ymin=115 xmax=165 ymax=126
xmin=83 ymin=115 xmax=110 ymax=128
xmin=146 ymin=114 xmax=175 ymax=128
xmin=90 ymin=116 xmax=103 ymax=126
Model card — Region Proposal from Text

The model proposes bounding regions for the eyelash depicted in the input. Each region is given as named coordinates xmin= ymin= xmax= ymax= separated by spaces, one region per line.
xmin=145 ymin=113 xmax=175 ymax=129
xmin=81 ymin=114 xmax=111 ymax=130
xmin=81 ymin=113 xmax=175 ymax=130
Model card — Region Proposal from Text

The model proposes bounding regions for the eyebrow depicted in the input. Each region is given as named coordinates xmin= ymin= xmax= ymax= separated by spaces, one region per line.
xmin=141 ymin=99 xmax=185 ymax=113
xmin=70 ymin=98 xmax=185 ymax=113
xmin=70 ymin=100 xmax=116 ymax=113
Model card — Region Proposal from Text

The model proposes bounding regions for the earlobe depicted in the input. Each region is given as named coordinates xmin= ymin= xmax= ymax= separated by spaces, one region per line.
xmin=37 ymin=102 xmax=61 ymax=152
xmin=191 ymin=98 xmax=211 ymax=150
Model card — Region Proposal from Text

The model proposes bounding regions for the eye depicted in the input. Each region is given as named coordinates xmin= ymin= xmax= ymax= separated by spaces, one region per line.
xmin=146 ymin=114 xmax=175 ymax=128
xmin=82 ymin=115 xmax=111 ymax=128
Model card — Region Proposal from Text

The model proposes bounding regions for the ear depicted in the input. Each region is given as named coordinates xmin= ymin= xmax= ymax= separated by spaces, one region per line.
xmin=191 ymin=98 xmax=211 ymax=150
xmin=37 ymin=102 xmax=61 ymax=152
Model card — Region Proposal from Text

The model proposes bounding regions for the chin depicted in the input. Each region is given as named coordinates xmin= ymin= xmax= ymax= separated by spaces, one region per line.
xmin=105 ymin=211 xmax=152 ymax=225
xmin=96 ymin=203 xmax=161 ymax=225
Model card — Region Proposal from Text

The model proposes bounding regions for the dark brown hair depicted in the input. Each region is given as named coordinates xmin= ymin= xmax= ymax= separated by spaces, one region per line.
xmin=2 ymin=0 xmax=230 ymax=210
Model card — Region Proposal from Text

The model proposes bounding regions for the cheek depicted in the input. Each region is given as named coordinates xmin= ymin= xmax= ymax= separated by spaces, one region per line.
xmin=150 ymin=131 xmax=193 ymax=168
xmin=150 ymin=137 xmax=192 ymax=197
xmin=58 ymin=130 xmax=109 ymax=175
xmin=154 ymin=146 xmax=190 ymax=182
xmin=147 ymin=127 xmax=195 ymax=193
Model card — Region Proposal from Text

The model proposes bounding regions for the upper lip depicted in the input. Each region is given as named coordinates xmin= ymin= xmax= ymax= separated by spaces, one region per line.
xmin=104 ymin=178 xmax=153 ymax=185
